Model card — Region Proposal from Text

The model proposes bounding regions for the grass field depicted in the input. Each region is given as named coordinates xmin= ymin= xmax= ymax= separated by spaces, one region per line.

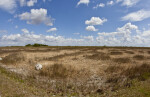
xmin=0 ymin=46 xmax=150 ymax=96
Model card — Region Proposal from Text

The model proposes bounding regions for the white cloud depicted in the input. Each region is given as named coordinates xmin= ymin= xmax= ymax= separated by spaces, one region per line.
xmin=21 ymin=28 xmax=30 ymax=34
xmin=0 ymin=32 xmax=95 ymax=46
xmin=1 ymin=23 xmax=150 ymax=46
xmin=19 ymin=8 xmax=53 ymax=26
xmin=0 ymin=0 xmax=16 ymax=13
xmin=107 ymin=1 xmax=114 ymax=5
xmin=93 ymin=3 xmax=105 ymax=9
xmin=86 ymin=26 xmax=98 ymax=31
xmin=122 ymin=9 xmax=150 ymax=22
xmin=85 ymin=17 xmax=107 ymax=25
xmin=27 ymin=0 xmax=37 ymax=7
xmin=116 ymin=0 xmax=140 ymax=7
xmin=47 ymin=28 xmax=57 ymax=32
xmin=122 ymin=0 xmax=140 ymax=7
xmin=19 ymin=0 xmax=26 ymax=7
xmin=96 ymin=23 xmax=147 ymax=46
xmin=77 ymin=0 xmax=90 ymax=6
xmin=0 ymin=0 xmax=38 ymax=13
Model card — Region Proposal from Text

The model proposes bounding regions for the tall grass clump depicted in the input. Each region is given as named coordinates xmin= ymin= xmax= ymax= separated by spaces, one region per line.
xmin=40 ymin=64 xmax=75 ymax=79
xmin=123 ymin=63 xmax=150 ymax=81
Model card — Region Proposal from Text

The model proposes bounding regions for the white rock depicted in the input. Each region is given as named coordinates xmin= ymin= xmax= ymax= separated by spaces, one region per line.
xmin=0 ymin=57 xmax=2 ymax=61
xmin=35 ymin=64 xmax=42 ymax=70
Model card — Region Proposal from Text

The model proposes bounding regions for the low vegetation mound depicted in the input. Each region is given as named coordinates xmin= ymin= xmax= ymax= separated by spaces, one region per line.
xmin=25 ymin=43 xmax=48 ymax=47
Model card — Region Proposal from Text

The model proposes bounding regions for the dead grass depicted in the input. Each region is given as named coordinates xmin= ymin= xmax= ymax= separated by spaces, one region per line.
xmin=124 ymin=51 xmax=134 ymax=54
xmin=85 ymin=52 xmax=110 ymax=60
xmin=1 ymin=52 xmax=25 ymax=65
xmin=110 ymin=51 xmax=123 ymax=55
xmin=123 ymin=63 xmax=150 ymax=81
xmin=39 ymin=64 xmax=76 ymax=79
xmin=133 ymin=55 xmax=145 ymax=60
xmin=113 ymin=57 xmax=131 ymax=63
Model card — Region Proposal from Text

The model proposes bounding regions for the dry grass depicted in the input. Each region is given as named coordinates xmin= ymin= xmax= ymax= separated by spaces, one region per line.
xmin=85 ymin=52 xmax=111 ymax=60
xmin=110 ymin=51 xmax=123 ymax=55
xmin=39 ymin=64 xmax=76 ymax=79
xmin=133 ymin=55 xmax=145 ymax=60
xmin=113 ymin=57 xmax=131 ymax=63
xmin=1 ymin=52 xmax=25 ymax=65
xmin=124 ymin=51 xmax=134 ymax=54
xmin=123 ymin=63 xmax=150 ymax=81
xmin=1 ymin=47 xmax=150 ymax=96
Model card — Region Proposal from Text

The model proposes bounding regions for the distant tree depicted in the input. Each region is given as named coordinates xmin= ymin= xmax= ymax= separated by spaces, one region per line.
xmin=25 ymin=43 xmax=48 ymax=47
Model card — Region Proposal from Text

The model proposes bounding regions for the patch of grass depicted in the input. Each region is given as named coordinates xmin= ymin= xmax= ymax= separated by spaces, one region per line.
xmin=39 ymin=64 xmax=76 ymax=79
xmin=1 ymin=53 xmax=25 ymax=65
xmin=133 ymin=55 xmax=145 ymax=60
xmin=124 ymin=51 xmax=134 ymax=54
xmin=113 ymin=57 xmax=131 ymax=63
xmin=147 ymin=51 xmax=150 ymax=54
xmin=110 ymin=51 xmax=123 ymax=55
xmin=105 ymin=65 xmax=124 ymax=73
xmin=123 ymin=63 xmax=150 ymax=81
xmin=86 ymin=52 xmax=110 ymax=60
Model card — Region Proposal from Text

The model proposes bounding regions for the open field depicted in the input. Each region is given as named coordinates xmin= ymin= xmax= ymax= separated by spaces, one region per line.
xmin=0 ymin=46 xmax=150 ymax=97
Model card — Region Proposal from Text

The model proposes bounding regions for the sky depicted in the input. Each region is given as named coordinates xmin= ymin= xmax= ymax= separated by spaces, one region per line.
xmin=0 ymin=0 xmax=150 ymax=46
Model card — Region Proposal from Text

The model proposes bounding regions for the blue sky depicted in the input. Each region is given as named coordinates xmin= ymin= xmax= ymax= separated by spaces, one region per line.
xmin=0 ymin=0 xmax=150 ymax=46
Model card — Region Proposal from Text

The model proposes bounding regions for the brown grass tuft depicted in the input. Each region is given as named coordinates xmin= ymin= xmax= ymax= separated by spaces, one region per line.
xmin=123 ymin=63 xmax=150 ymax=81
xmin=133 ymin=55 xmax=145 ymax=60
xmin=124 ymin=51 xmax=134 ymax=54
xmin=86 ymin=52 xmax=110 ymax=60
xmin=110 ymin=51 xmax=123 ymax=55
xmin=39 ymin=64 xmax=76 ymax=79
xmin=113 ymin=57 xmax=131 ymax=63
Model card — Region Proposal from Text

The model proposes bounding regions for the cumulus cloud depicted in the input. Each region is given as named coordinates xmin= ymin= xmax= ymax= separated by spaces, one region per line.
xmin=107 ymin=1 xmax=114 ymax=5
xmin=122 ymin=9 xmax=150 ymax=22
xmin=0 ymin=0 xmax=38 ymax=13
xmin=19 ymin=8 xmax=53 ymax=26
xmin=85 ymin=17 xmax=107 ymax=25
xmin=1 ymin=23 xmax=150 ymax=46
xmin=27 ymin=0 xmax=37 ymax=7
xmin=0 ymin=0 xmax=16 ymax=13
xmin=93 ymin=3 xmax=105 ymax=9
xmin=96 ymin=23 xmax=148 ymax=46
xmin=47 ymin=27 xmax=57 ymax=32
xmin=0 ymin=32 xmax=95 ymax=46
xmin=86 ymin=26 xmax=98 ymax=31
xmin=77 ymin=0 xmax=90 ymax=6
